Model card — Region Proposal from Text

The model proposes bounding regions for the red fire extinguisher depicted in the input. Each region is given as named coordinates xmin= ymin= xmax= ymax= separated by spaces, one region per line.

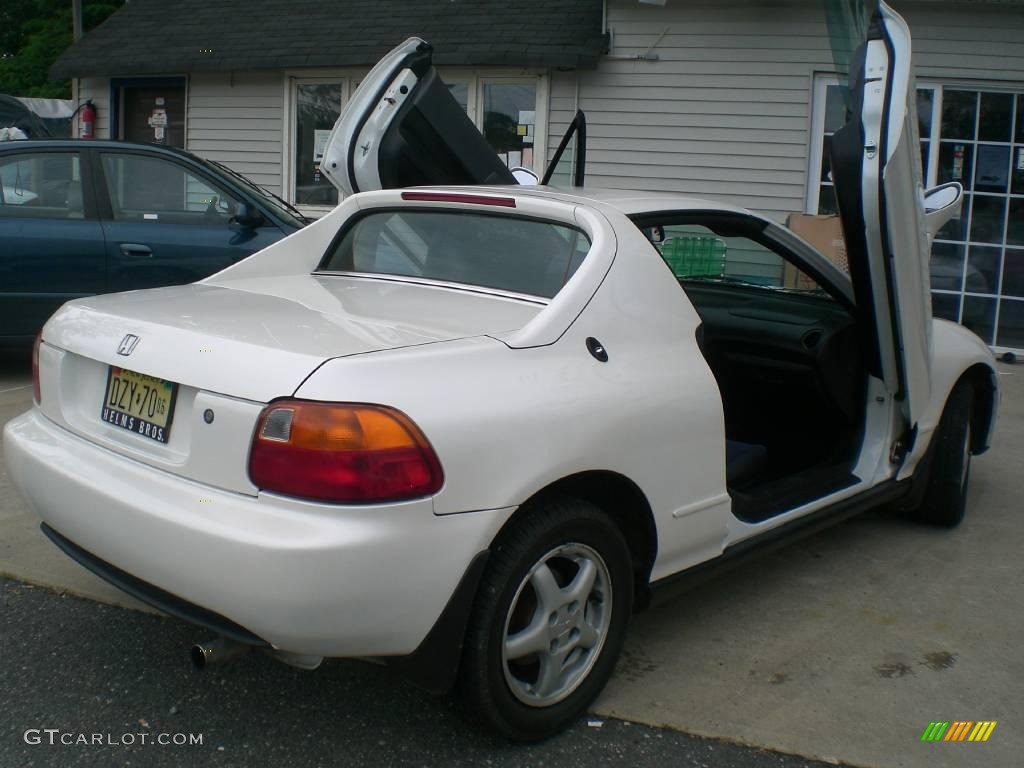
xmin=80 ymin=100 xmax=96 ymax=139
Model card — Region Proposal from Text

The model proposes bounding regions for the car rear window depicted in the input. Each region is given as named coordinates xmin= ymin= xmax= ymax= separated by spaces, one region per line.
xmin=318 ymin=210 xmax=591 ymax=298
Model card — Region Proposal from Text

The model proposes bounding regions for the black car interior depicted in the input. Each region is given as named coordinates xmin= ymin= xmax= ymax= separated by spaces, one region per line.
xmin=372 ymin=43 xmax=517 ymax=190
xmin=633 ymin=213 xmax=867 ymax=522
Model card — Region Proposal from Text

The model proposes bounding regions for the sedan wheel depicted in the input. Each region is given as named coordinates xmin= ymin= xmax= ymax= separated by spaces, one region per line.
xmin=502 ymin=543 xmax=612 ymax=707
xmin=460 ymin=497 xmax=633 ymax=740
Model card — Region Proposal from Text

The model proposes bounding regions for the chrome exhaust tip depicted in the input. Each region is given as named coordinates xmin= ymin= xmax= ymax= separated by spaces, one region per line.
xmin=191 ymin=638 xmax=251 ymax=669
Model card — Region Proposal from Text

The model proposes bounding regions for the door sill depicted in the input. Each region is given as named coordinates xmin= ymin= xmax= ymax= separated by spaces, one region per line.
xmin=646 ymin=479 xmax=908 ymax=609
xmin=729 ymin=462 xmax=859 ymax=523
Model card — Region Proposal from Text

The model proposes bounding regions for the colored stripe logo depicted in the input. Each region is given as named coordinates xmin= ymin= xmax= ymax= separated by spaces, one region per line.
xmin=921 ymin=721 xmax=997 ymax=742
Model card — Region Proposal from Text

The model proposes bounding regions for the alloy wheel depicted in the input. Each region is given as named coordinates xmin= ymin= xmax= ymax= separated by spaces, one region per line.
xmin=500 ymin=543 xmax=612 ymax=707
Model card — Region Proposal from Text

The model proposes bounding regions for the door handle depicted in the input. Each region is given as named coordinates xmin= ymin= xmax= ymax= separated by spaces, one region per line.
xmin=120 ymin=243 xmax=152 ymax=258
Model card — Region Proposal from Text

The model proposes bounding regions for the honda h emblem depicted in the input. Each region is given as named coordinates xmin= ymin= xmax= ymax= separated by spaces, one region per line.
xmin=117 ymin=334 xmax=140 ymax=356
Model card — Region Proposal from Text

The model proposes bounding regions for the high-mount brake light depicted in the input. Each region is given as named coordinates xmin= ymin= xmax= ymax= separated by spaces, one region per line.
xmin=400 ymin=191 xmax=516 ymax=207
xmin=248 ymin=400 xmax=444 ymax=504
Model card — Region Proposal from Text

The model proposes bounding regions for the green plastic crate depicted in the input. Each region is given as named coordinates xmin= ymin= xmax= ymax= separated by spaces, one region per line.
xmin=659 ymin=235 xmax=727 ymax=278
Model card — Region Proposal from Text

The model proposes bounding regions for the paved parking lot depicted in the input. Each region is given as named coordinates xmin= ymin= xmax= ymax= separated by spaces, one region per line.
xmin=1 ymin=347 xmax=1021 ymax=767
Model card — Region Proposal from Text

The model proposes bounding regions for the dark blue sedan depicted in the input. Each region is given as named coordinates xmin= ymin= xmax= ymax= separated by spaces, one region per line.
xmin=0 ymin=140 xmax=306 ymax=343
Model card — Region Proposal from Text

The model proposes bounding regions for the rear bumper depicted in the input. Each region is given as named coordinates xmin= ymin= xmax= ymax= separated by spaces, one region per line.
xmin=4 ymin=408 xmax=509 ymax=658
xmin=40 ymin=523 xmax=270 ymax=646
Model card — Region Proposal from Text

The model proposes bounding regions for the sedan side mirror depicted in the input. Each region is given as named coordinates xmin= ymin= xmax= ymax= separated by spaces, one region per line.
xmin=231 ymin=202 xmax=265 ymax=229
xmin=923 ymin=182 xmax=963 ymax=239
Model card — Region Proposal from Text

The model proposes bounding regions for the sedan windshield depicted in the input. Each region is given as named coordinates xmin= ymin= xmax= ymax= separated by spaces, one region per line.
xmin=318 ymin=209 xmax=591 ymax=299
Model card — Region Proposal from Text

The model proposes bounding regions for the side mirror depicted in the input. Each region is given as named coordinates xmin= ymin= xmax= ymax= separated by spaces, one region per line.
xmin=510 ymin=167 xmax=539 ymax=185
xmin=644 ymin=225 xmax=666 ymax=244
xmin=231 ymin=202 xmax=265 ymax=229
xmin=923 ymin=182 xmax=963 ymax=239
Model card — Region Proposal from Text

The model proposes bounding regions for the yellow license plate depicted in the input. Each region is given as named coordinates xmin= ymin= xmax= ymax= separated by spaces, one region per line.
xmin=101 ymin=366 xmax=178 ymax=444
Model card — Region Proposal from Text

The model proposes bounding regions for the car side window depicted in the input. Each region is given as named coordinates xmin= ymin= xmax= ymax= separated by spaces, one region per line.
xmin=0 ymin=152 xmax=85 ymax=220
xmin=646 ymin=223 xmax=831 ymax=296
xmin=100 ymin=153 xmax=242 ymax=225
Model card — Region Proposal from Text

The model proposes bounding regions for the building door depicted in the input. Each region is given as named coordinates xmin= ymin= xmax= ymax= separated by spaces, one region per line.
xmin=116 ymin=81 xmax=186 ymax=149
xmin=290 ymin=79 xmax=346 ymax=209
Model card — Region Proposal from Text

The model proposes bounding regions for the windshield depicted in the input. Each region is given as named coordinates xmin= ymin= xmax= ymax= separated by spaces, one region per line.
xmin=318 ymin=209 xmax=591 ymax=299
xmin=202 ymin=159 xmax=307 ymax=228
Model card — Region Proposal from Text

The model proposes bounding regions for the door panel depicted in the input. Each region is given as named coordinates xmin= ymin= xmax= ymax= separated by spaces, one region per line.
xmin=830 ymin=2 xmax=939 ymax=431
xmin=293 ymin=81 xmax=344 ymax=206
xmin=96 ymin=152 xmax=281 ymax=292
xmin=0 ymin=150 xmax=105 ymax=340
xmin=120 ymin=85 xmax=185 ymax=148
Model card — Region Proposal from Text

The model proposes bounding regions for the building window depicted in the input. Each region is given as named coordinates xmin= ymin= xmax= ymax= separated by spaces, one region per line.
xmin=291 ymin=79 xmax=346 ymax=207
xmin=808 ymin=76 xmax=1024 ymax=353
xmin=480 ymin=80 xmax=538 ymax=171
xmin=447 ymin=81 xmax=471 ymax=112
xmin=808 ymin=76 xmax=938 ymax=215
xmin=444 ymin=76 xmax=543 ymax=172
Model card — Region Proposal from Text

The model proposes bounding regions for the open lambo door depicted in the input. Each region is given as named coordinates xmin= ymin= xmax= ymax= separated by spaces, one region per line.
xmin=829 ymin=1 xmax=962 ymax=449
xmin=320 ymin=38 xmax=585 ymax=196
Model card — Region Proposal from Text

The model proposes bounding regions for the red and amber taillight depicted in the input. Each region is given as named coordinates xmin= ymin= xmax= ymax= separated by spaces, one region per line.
xmin=31 ymin=331 xmax=42 ymax=404
xmin=248 ymin=400 xmax=444 ymax=503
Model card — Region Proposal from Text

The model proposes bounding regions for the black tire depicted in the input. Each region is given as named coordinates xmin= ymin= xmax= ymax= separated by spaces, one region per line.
xmin=459 ymin=497 xmax=633 ymax=741
xmin=911 ymin=381 xmax=974 ymax=527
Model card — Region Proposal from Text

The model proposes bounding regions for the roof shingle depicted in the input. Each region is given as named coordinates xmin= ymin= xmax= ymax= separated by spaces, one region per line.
xmin=50 ymin=0 xmax=607 ymax=79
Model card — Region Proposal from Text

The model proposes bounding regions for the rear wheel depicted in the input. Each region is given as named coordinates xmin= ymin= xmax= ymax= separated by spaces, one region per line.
xmin=460 ymin=497 xmax=632 ymax=740
xmin=909 ymin=381 xmax=973 ymax=527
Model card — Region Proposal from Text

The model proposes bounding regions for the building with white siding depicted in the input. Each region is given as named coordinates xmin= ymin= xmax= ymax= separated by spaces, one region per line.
xmin=51 ymin=0 xmax=1024 ymax=352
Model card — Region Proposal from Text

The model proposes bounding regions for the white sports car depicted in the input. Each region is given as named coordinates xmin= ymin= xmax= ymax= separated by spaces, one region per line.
xmin=3 ymin=3 xmax=999 ymax=740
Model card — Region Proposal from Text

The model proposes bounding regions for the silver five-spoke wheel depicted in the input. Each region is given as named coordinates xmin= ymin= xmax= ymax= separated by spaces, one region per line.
xmin=501 ymin=543 xmax=612 ymax=707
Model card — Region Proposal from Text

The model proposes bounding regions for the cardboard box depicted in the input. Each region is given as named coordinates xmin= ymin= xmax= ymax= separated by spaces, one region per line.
xmin=784 ymin=213 xmax=848 ymax=288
